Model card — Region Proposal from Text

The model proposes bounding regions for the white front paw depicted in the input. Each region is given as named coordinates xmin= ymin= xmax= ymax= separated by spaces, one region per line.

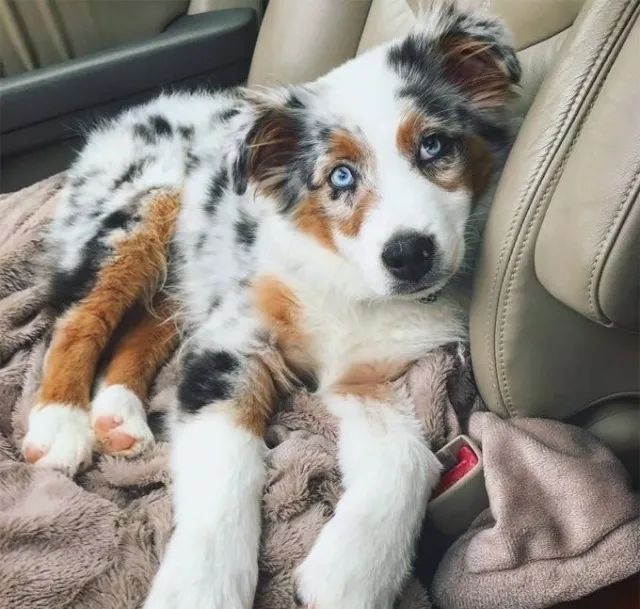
xmin=144 ymin=529 xmax=257 ymax=609
xmin=295 ymin=552 xmax=380 ymax=609
xmin=22 ymin=404 xmax=93 ymax=475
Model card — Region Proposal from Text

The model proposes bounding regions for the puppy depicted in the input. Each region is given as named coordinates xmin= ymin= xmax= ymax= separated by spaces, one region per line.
xmin=22 ymin=2 xmax=520 ymax=607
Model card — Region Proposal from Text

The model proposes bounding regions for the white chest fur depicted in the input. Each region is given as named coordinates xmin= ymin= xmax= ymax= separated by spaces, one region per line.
xmin=294 ymin=287 xmax=467 ymax=390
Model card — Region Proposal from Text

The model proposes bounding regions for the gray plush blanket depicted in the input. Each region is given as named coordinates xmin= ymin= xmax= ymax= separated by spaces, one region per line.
xmin=1 ymin=176 xmax=637 ymax=609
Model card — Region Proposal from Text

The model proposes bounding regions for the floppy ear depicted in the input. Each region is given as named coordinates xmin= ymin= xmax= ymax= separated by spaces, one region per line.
xmin=232 ymin=102 xmax=301 ymax=197
xmin=439 ymin=15 xmax=521 ymax=110
xmin=440 ymin=29 xmax=520 ymax=110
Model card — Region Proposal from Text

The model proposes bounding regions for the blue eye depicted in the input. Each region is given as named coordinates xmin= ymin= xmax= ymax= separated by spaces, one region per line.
xmin=329 ymin=165 xmax=355 ymax=190
xmin=419 ymin=134 xmax=446 ymax=161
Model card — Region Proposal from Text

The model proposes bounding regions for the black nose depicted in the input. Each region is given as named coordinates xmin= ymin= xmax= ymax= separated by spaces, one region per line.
xmin=381 ymin=232 xmax=436 ymax=282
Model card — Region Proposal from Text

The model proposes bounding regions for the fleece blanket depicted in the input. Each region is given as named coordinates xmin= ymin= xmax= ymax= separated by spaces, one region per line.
xmin=1 ymin=175 xmax=638 ymax=609
xmin=0 ymin=175 xmax=476 ymax=608
xmin=432 ymin=412 xmax=640 ymax=609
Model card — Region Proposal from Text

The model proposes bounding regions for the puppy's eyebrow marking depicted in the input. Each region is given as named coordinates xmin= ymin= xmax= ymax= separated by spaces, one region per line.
xmin=328 ymin=130 xmax=366 ymax=163
xmin=396 ymin=111 xmax=425 ymax=159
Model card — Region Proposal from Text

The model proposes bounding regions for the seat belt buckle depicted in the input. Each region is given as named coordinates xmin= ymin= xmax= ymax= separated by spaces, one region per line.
xmin=427 ymin=435 xmax=489 ymax=537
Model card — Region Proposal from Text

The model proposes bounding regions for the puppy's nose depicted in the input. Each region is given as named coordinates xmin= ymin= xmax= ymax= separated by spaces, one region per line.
xmin=381 ymin=232 xmax=436 ymax=282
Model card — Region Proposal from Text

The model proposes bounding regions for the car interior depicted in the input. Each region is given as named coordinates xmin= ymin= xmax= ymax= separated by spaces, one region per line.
xmin=1 ymin=0 xmax=638 ymax=606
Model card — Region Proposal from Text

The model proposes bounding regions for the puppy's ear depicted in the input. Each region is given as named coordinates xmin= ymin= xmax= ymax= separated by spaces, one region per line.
xmin=232 ymin=97 xmax=301 ymax=197
xmin=439 ymin=8 xmax=521 ymax=110
xmin=391 ymin=1 xmax=521 ymax=111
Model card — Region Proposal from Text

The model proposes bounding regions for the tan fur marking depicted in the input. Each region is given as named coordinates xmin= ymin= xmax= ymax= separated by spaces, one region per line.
xmin=233 ymin=349 xmax=299 ymax=436
xmin=396 ymin=110 xmax=425 ymax=159
xmin=332 ymin=360 xmax=411 ymax=400
xmin=251 ymin=275 xmax=315 ymax=385
xmin=328 ymin=130 xmax=365 ymax=163
xmin=428 ymin=136 xmax=493 ymax=195
xmin=237 ymin=278 xmax=315 ymax=436
xmin=103 ymin=295 xmax=178 ymax=399
xmin=335 ymin=190 xmax=377 ymax=238
xmin=37 ymin=191 xmax=180 ymax=409
xmin=293 ymin=191 xmax=337 ymax=251
xmin=233 ymin=357 xmax=276 ymax=436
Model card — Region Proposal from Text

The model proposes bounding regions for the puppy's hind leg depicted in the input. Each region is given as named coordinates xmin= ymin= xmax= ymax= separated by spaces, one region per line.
xmin=22 ymin=190 xmax=180 ymax=475
xmin=92 ymin=294 xmax=178 ymax=456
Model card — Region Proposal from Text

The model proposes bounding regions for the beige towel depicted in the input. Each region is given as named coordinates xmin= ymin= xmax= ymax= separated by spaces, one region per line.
xmin=432 ymin=411 xmax=640 ymax=609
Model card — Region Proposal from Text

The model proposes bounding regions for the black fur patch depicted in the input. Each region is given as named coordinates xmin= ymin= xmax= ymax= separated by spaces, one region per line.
xmin=113 ymin=160 xmax=146 ymax=190
xmin=50 ymin=203 xmax=140 ymax=310
xmin=219 ymin=108 xmax=240 ymax=122
xmin=178 ymin=349 xmax=241 ymax=412
xmin=186 ymin=151 xmax=201 ymax=174
xmin=204 ymin=169 xmax=228 ymax=215
xmin=102 ymin=209 xmax=131 ymax=231
xmin=388 ymin=33 xmax=435 ymax=80
xmin=149 ymin=115 xmax=173 ymax=137
xmin=133 ymin=123 xmax=155 ymax=144
xmin=234 ymin=212 xmax=257 ymax=248
xmin=51 ymin=234 xmax=106 ymax=311
xmin=178 ymin=125 xmax=195 ymax=140
xmin=286 ymin=93 xmax=305 ymax=110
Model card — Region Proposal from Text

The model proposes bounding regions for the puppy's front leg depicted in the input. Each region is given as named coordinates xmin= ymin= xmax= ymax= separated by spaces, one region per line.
xmin=144 ymin=324 xmax=276 ymax=609
xmin=295 ymin=390 xmax=441 ymax=609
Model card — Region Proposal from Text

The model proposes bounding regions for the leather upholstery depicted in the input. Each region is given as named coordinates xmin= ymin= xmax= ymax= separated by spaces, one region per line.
xmin=534 ymin=21 xmax=640 ymax=331
xmin=470 ymin=0 xmax=639 ymax=420
xmin=249 ymin=0 xmax=584 ymax=88
xmin=249 ymin=0 xmax=639 ymax=453
xmin=248 ymin=0 xmax=372 ymax=86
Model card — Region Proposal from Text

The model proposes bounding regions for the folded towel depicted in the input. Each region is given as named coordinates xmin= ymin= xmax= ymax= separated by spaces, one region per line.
xmin=432 ymin=411 xmax=640 ymax=609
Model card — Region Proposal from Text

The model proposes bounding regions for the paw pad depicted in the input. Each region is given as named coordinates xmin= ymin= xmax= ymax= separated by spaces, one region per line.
xmin=94 ymin=416 xmax=137 ymax=453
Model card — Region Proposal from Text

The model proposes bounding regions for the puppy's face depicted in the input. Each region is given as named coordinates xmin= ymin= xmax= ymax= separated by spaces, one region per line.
xmin=241 ymin=3 xmax=520 ymax=300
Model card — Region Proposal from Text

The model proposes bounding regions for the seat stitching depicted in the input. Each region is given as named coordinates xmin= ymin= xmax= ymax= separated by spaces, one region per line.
xmin=586 ymin=163 xmax=640 ymax=320
xmin=483 ymin=0 xmax=632 ymax=417
xmin=496 ymin=1 xmax=637 ymax=415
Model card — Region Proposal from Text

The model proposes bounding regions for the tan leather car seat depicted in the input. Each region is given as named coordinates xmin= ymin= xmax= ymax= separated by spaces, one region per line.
xmin=0 ymin=0 xmax=262 ymax=77
xmin=248 ymin=0 xmax=640 ymax=479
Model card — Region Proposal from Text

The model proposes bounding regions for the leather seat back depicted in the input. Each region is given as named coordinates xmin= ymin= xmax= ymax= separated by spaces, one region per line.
xmin=469 ymin=0 xmax=639 ymax=475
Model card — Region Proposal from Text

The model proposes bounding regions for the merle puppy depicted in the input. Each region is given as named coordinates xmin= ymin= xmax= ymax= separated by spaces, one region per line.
xmin=22 ymin=3 xmax=520 ymax=608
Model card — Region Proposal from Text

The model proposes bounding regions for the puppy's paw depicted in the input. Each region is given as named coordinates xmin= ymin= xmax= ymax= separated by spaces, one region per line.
xmin=22 ymin=404 xmax=93 ymax=475
xmin=92 ymin=384 xmax=154 ymax=457
xmin=143 ymin=529 xmax=256 ymax=609
xmin=295 ymin=545 xmax=383 ymax=609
